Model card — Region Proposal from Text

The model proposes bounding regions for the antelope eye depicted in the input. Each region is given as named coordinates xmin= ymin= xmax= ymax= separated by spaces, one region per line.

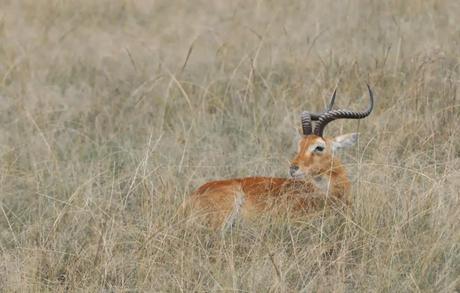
xmin=314 ymin=145 xmax=325 ymax=152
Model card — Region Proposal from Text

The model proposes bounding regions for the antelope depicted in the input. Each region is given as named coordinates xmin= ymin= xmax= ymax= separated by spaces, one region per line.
xmin=183 ymin=85 xmax=374 ymax=230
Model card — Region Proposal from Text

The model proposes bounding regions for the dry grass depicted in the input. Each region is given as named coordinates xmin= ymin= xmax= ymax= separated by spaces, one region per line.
xmin=0 ymin=0 xmax=459 ymax=291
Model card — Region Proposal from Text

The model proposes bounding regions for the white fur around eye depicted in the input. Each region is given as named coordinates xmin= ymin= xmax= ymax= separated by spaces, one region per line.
xmin=307 ymin=141 xmax=326 ymax=153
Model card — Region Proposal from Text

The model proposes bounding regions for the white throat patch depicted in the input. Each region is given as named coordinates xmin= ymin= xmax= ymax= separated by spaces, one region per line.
xmin=312 ymin=175 xmax=331 ymax=193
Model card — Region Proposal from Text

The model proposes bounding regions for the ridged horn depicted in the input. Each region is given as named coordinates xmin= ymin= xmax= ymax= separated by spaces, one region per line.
xmin=300 ymin=111 xmax=312 ymax=135
xmin=313 ymin=84 xmax=374 ymax=137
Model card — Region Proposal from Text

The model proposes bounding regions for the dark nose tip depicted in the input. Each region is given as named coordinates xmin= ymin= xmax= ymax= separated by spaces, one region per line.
xmin=289 ymin=165 xmax=299 ymax=176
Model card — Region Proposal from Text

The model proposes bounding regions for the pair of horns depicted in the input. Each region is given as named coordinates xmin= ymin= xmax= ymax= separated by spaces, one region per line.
xmin=301 ymin=85 xmax=374 ymax=137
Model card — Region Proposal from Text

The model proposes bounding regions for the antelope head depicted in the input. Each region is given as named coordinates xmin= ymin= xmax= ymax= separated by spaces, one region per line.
xmin=290 ymin=85 xmax=374 ymax=181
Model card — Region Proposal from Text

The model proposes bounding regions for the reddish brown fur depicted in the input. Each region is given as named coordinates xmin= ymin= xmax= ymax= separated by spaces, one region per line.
xmin=183 ymin=134 xmax=351 ymax=229
xmin=292 ymin=135 xmax=351 ymax=202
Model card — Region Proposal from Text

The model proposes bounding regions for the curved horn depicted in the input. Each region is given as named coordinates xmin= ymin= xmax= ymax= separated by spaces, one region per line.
xmin=300 ymin=111 xmax=312 ymax=135
xmin=327 ymin=88 xmax=338 ymax=112
xmin=314 ymin=84 xmax=374 ymax=137
xmin=310 ymin=88 xmax=338 ymax=120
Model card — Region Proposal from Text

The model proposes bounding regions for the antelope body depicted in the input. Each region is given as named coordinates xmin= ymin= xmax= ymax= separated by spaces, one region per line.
xmin=184 ymin=86 xmax=374 ymax=230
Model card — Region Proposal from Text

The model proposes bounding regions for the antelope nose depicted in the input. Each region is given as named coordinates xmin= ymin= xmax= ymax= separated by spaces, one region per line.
xmin=289 ymin=165 xmax=299 ymax=176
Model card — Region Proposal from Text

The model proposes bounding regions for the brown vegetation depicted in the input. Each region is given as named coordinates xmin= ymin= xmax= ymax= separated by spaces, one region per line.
xmin=0 ymin=0 xmax=459 ymax=291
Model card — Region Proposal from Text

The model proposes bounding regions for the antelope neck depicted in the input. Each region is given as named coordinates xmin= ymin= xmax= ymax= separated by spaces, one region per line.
xmin=314 ymin=159 xmax=350 ymax=200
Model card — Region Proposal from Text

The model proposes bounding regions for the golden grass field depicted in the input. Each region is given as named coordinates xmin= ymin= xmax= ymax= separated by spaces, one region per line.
xmin=0 ymin=0 xmax=459 ymax=291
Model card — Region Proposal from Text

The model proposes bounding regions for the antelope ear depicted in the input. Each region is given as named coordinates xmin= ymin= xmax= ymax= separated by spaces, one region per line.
xmin=332 ymin=133 xmax=359 ymax=152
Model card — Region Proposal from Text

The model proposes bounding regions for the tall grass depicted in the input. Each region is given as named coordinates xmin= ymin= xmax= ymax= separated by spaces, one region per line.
xmin=0 ymin=0 xmax=459 ymax=291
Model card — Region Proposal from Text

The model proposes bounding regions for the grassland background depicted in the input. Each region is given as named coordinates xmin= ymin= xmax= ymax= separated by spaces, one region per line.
xmin=0 ymin=0 xmax=459 ymax=291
